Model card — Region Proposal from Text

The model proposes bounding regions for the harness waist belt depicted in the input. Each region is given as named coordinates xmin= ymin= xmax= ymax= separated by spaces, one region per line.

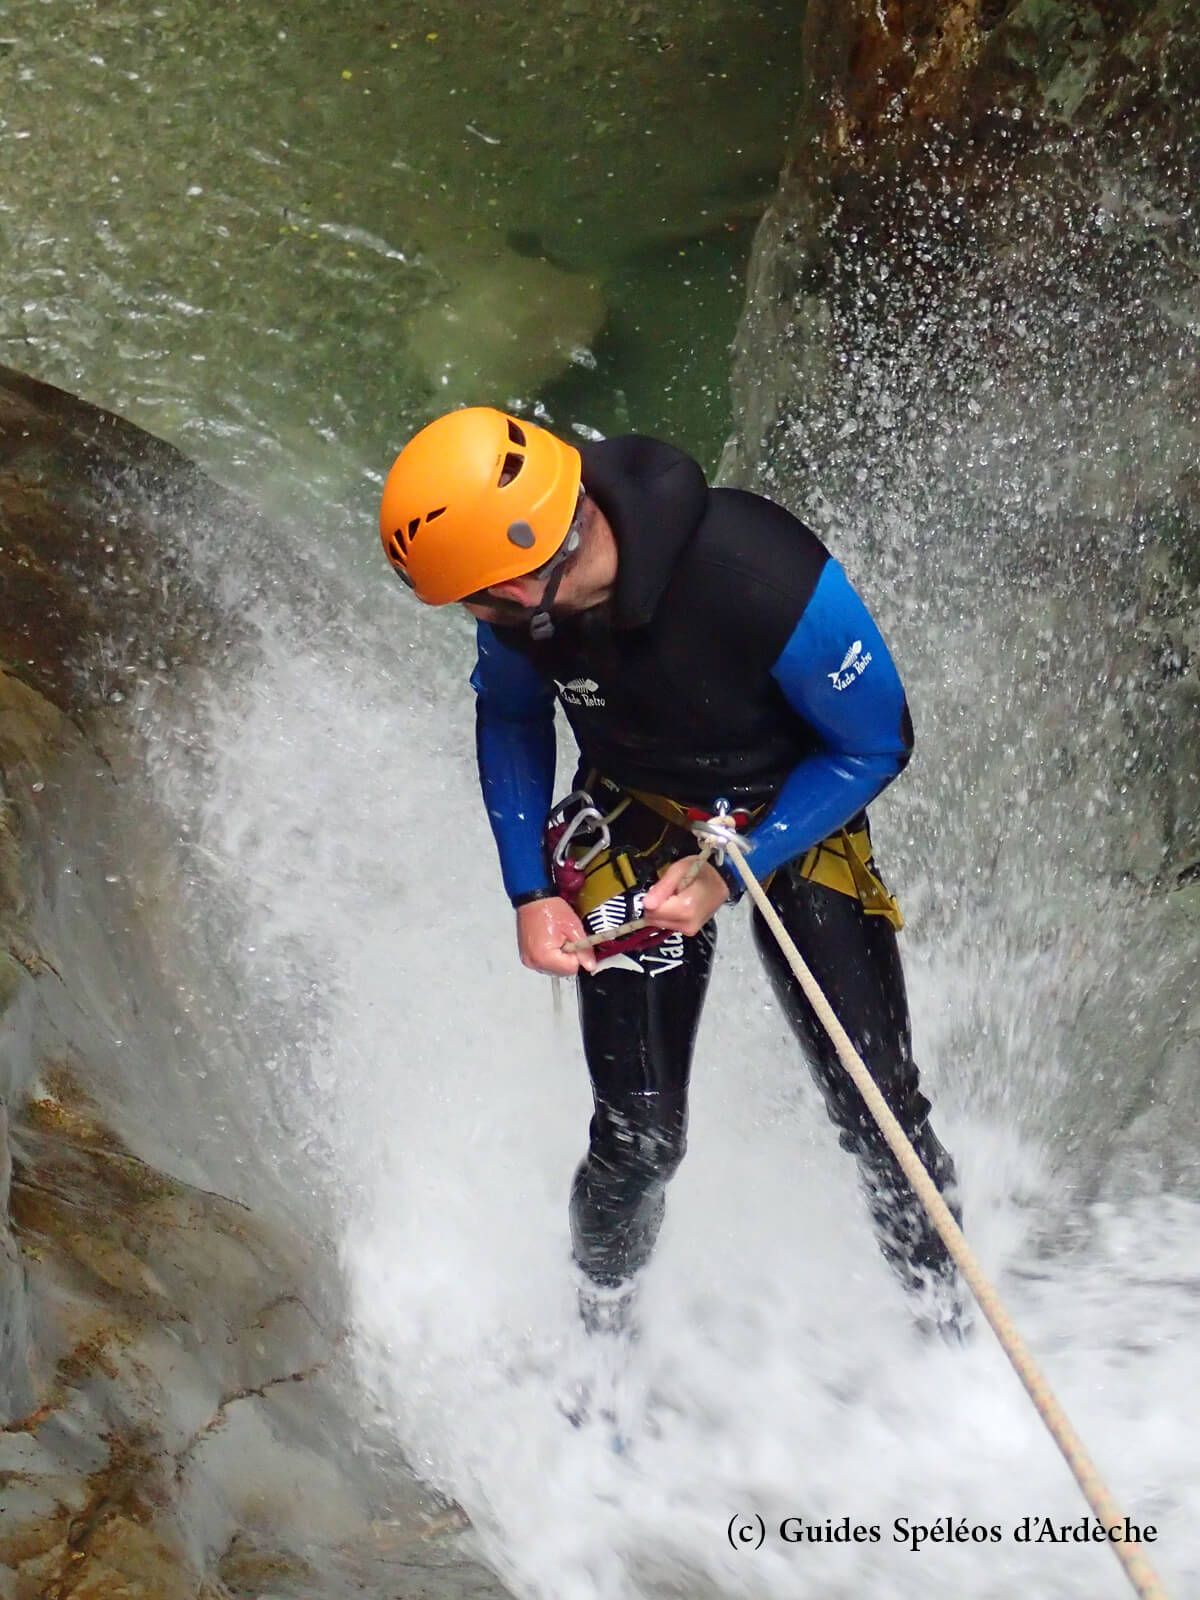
xmin=611 ymin=781 xmax=904 ymax=931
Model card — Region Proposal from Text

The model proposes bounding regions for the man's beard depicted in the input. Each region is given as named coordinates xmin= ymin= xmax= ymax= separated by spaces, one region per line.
xmin=485 ymin=597 xmax=612 ymax=632
xmin=481 ymin=596 xmax=541 ymax=625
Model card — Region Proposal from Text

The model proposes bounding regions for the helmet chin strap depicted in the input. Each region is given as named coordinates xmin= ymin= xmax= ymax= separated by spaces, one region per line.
xmin=528 ymin=523 xmax=582 ymax=641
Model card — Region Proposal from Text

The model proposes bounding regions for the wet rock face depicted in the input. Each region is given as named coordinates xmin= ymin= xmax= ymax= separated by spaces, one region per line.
xmin=0 ymin=371 xmax=510 ymax=1599
xmin=0 ymin=367 xmax=224 ymax=718
xmin=729 ymin=0 xmax=1197 ymax=491
xmin=2 ymin=1075 xmax=489 ymax=1600
xmin=725 ymin=0 xmax=1198 ymax=892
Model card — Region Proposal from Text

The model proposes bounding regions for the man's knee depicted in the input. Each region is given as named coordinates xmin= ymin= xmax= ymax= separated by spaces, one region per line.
xmin=570 ymin=1100 xmax=686 ymax=1287
xmin=815 ymin=1052 xmax=929 ymax=1147
xmin=591 ymin=1098 xmax=688 ymax=1184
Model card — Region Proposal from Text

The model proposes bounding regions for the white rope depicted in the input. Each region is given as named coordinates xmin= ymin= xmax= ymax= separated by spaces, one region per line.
xmin=714 ymin=825 xmax=1168 ymax=1600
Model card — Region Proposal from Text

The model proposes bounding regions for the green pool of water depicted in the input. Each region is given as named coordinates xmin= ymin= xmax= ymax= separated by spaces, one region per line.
xmin=0 ymin=1 xmax=801 ymax=532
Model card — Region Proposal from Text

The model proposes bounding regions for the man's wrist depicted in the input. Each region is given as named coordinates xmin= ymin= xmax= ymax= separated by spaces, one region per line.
xmin=511 ymin=886 xmax=558 ymax=909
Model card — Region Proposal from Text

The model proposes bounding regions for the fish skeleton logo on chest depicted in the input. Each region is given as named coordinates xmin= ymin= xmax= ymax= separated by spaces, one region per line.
xmin=829 ymin=639 xmax=873 ymax=691
xmin=555 ymin=676 xmax=606 ymax=708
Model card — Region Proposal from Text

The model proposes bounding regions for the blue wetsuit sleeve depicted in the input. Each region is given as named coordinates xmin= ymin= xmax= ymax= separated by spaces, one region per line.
xmin=741 ymin=560 xmax=913 ymax=884
xmin=471 ymin=622 xmax=557 ymax=901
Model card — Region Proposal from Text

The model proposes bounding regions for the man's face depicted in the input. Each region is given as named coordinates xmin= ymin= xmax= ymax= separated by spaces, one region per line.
xmin=459 ymin=576 xmax=549 ymax=627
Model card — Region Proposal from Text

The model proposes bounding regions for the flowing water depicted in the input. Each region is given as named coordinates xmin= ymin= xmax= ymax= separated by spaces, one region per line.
xmin=3 ymin=3 xmax=1199 ymax=1597
xmin=0 ymin=0 xmax=797 ymax=506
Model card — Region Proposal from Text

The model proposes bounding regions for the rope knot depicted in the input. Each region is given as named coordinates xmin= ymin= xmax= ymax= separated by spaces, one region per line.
xmin=691 ymin=811 xmax=746 ymax=867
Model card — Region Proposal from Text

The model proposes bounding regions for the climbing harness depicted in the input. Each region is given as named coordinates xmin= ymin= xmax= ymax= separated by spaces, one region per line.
xmin=556 ymin=780 xmax=902 ymax=953
xmin=623 ymin=784 xmax=903 ymax=929
xmin=545 ymin=789 xmax=676 ymax=960
xmin=549 ymin=784 xmax=754 ymax=955
xmin=689 ymin=815 xmax=1170 ymax=1600
xmin=795 ymin=826 xmax=904 ymax=929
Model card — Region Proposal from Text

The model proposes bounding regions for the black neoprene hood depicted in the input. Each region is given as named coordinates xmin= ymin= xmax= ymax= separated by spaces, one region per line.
xmin=496 ymin=433 xmax=838 ymax=808
xmin=578 ymin=436 xmax=708 ymax=629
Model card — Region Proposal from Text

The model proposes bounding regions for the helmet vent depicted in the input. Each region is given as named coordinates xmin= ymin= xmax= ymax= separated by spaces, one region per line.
xmin=407 ymin=517 xmax=421 ymax=539
xmin=425 ymin=506 xmax=447 ymax=522
xmin=506 ymin=419 xmax=526 ymax=446
xmin=499 ymin=451 xmax=524 ymax=488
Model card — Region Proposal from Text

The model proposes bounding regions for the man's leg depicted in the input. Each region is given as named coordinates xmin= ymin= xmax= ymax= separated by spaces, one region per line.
xmin=570 ymin=921 xmax=717 ymax=1322
xmin=751 ymin=866 xmax=963 ymax=1311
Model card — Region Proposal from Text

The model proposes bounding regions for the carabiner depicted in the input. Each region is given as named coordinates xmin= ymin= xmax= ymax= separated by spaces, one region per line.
xmin=547 ymin=789 xmax=594 ymax=829
xmin=551 ymin=805 xmax=611 ymax=873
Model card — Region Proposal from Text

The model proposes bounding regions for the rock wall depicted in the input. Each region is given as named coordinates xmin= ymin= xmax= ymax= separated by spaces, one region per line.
xmin=727 ymin=0 xmax=1197 ymax=478
xmin=719 ymin=3 xmax=1199 ymax=1201
xmin=0 ymin=369 xmax=509 ymax=1599
xmin=724 ymin=0 xmax=1198 ymax=893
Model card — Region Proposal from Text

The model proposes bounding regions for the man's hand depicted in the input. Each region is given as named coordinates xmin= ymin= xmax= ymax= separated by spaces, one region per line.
xmin=516 ymin=896 xmax=598 ymax=976
xmin=642 ymin=857 xmax=729 ymax=937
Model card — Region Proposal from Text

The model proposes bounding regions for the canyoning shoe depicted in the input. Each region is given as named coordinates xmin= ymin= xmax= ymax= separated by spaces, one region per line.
xmin=913 ymin=1277 xmax=975 ymax=1347
xmin=577 ymin=1278 xmax=640 ymax=1340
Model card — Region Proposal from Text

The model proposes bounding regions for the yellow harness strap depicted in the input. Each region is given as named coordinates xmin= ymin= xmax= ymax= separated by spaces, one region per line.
xmin=615 ymin=782 xmax=904 ymax=931
xmin=797 ymin=828 xmax=904 ymax=930
xmin=621 ymin=785 xmax=751 ymax=832
xmin=574 ymin=846 xmax=640 ymax=920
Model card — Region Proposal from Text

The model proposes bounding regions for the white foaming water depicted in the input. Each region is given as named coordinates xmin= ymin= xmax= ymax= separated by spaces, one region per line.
xmin=165 ymin=526 xmax=1197 ymax=1599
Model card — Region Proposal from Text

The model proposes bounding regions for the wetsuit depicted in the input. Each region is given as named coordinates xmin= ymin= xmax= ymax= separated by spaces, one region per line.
xmin=472 ymin=435 xmax=961 ymax=1313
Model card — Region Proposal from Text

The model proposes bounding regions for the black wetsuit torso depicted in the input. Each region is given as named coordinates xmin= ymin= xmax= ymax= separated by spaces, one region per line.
xmin=500 ymin=436 xmax=835 ymax=807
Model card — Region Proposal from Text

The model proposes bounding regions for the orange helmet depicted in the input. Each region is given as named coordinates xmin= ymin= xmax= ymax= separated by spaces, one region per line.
xmin=379 ymin=407 xmax=582 ymax=605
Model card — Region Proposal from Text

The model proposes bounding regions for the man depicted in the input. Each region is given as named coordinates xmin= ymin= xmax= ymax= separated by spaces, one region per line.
xmin=380 ymin=407 xmax=964 ymax=1338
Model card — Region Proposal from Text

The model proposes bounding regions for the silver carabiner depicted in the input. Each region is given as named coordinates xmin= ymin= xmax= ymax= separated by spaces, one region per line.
xmin=550 ymin=788 xmax=595 ymax=823
xmin=552 ymin=804 xmax=611 ymax=872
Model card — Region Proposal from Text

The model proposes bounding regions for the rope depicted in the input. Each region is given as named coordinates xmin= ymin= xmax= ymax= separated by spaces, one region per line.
xmin=706 ymin=822 xmax=1168 ymax=1600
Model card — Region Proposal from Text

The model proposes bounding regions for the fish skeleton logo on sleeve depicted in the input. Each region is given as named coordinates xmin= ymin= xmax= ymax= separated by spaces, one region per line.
xmin=554 ymin=676 xmax=606 ymax=708
xmin=829 ymin=639 xmax=873 ymax=691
